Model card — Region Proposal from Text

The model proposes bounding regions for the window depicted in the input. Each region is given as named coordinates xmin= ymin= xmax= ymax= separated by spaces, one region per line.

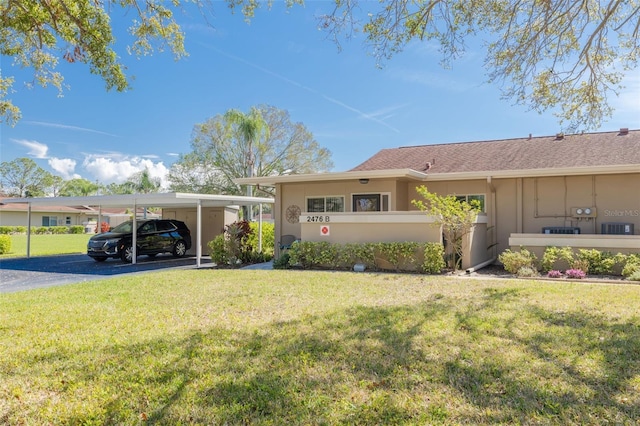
xmin=352 ymin=193 xmax=390 ymax=212
xmin=306 ymin=196 xmax=344 ymax=213
xmin=455 ymin=194 xmax=486 ymax=212
xmin=65 ymin=216 xmax=72 ymax=225
xmin=42 ymin=216 xmax=58 ymax=226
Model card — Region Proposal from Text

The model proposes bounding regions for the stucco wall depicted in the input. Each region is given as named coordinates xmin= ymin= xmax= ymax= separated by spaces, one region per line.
xmin=163 ymin=207 xmax=238 ymax=255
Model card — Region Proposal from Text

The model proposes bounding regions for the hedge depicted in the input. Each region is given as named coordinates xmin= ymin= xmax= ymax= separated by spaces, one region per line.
xmin=0 ymin=235 xmax=11 ymax=254
xmin=287 ymin=241 xmax=446 ymax=274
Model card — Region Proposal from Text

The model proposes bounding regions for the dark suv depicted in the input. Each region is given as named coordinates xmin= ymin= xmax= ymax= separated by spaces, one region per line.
xmin=87 ymin=219 xmax=192 ymax=263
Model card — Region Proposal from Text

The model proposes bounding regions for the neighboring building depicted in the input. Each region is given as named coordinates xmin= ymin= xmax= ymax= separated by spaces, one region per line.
xmin=236 ymin=129 xmax=640 ymax=269
xmin=0 ymin=200 xmax=160 ymax=231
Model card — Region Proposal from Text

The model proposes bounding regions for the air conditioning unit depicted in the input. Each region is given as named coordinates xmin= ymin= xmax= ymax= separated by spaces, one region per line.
xmin=542 ymin=227 xmax=581 ymax=235
xmin=601 ymin=222 xmax=634 ymax=235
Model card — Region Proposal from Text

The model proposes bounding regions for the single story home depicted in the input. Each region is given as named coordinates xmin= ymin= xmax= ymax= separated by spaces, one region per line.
xmin=236 ymin=129 xmax=640 ymax=270
xmin=0 ymin=199 xmax=160 ymax=230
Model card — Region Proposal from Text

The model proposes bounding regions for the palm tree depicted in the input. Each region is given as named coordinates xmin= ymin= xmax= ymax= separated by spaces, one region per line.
xmin=224 ymin=107 xmax=269 ymax=220
xmin=124 ymin=168 xmax=161 ymax=194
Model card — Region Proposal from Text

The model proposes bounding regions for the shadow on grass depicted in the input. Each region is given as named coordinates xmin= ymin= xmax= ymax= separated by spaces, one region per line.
xmin=8 ymin=290 xmax=640 ymax=425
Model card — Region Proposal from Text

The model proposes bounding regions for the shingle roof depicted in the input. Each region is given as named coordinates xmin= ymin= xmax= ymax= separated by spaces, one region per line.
xmin=350 ymin=129 xmax=640 ymax=174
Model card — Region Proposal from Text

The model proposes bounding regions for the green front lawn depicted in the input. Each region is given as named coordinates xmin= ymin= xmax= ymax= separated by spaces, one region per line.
xmin=1 ymin=271 xmax=639 ymax=424
xmin=0 ymin=234 xmax=90 ymax=258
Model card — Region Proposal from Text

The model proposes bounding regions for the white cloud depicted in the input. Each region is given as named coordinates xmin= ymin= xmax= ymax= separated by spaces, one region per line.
xmin=48 ymin=157 xmax=79 ymax=180
xmin=82 ymin=155 xmax=169 ymax=188
xmin=23 ymin=121 xmax=118 ymax=137
xmin=12 ymin=139 xmax=49 ymax=158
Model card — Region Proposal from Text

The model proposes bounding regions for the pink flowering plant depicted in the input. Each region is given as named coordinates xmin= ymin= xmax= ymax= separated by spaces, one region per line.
xmin=565 ymin=269 xmax=586 ymax=279
xmin=547 ymin=270 xmax=563 ymax=278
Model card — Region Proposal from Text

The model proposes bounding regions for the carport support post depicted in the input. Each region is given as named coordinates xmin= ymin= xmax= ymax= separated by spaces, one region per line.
xmin=26 ymin=203 xmax=32 ymax=258
xmin=196 ymin=199 xmax=202 ymax=268
xmin=258 ymin=203 xmax=263 ymax=253
xmin=132 ymin=202 xmax=137 ymax=265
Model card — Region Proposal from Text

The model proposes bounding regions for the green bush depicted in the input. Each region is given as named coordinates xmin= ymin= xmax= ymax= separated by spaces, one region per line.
xmin=0 ymin=226 xmax=12 ymax=235
xmin=246 ymin=222 xmax=275 ymax=256
xmin=272 ymin=253 xmax=291 ymax=269
xmin=577 ymin=249 xmax=616 ymax=275
xmin=498 ymin=248 xmax=537 ymax=274
xmin=0 ymin=235 xmax=11 ymax=254
xmin=622 ymin=254 xmax=640 ymax=278
xmin=34 ymin=227 xmax=49 ymax=235
xmin=288 ymin=241 xmax=445 ymax=274
xmin=541 ymin=246 xmax=575 ymax=272
xmin=69 ymin=225 xmax=85 ymax=234
xmin=517 ymin=266 xmax=539 ymax=278
xmin=51 ymin=226 xmax=69 ymax=234
xmin=627 ymin=270 xmax=640 ymax=282
xmin=207 ymin=234 xmax=228 ymax=266
xmin=422 ymin=242 xmax=446 ymax=274
xmin=15 ymin=226 xmax=27 ymax=234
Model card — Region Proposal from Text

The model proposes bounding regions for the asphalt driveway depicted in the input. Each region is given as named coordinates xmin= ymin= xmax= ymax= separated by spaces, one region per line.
xmin=0 ymin=253 xmax=213 ymax=293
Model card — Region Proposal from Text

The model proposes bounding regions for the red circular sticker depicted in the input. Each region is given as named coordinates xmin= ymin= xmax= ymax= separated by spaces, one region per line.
xmin=321 ymin=226 xmax=330 ymax=235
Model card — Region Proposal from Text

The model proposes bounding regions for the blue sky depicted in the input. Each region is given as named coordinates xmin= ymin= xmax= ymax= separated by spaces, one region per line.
xmin=2 ymin=2 xmax=639 ymax=188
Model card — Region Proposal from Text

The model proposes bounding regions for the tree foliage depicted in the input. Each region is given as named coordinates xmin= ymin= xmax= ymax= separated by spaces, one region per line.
xmin=317 ymin=0 xmax=640 ymax=131
xmin=412 ymin=185 xmax=481 ymax=271
xmin=0 ymin=157 xmax=54 ymax=197
xmin=168 ymin=105 xmax=333 ymax=196
xmin=59 ymin=178 xmax=99 ymax=197
xmin=0 ymin=0 xmax=191 ymax=125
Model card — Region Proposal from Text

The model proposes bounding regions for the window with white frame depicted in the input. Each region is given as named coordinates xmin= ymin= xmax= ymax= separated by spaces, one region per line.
xmin=42 ymin=216 xmax=58 ymax=226
xmin=352 ymin=193 xmax=390 ymax=212
xmin=455 ymin=194 xmax=486 ymax=212
xmin=306 ymin=196 xmax=345 ymax=213
xmin=65 ymin=216 xmax=72 ymax=225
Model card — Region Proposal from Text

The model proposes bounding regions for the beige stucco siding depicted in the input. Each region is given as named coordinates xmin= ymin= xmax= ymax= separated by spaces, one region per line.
xmin=163 ymin=207 xmax=237 ymax=255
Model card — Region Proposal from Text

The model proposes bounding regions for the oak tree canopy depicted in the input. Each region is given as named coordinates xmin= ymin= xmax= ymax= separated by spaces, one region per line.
xmin=1 ymin=0 xmax=638 ymax=130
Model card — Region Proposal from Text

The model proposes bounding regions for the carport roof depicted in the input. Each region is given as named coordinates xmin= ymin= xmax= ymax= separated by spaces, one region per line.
xmin=4 ymin=192 xmax=274 ymax=209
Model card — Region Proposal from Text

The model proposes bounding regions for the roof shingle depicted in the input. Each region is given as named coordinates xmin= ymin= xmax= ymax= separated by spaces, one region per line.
xmin=350 ymin=130 xmax=640 ymax=174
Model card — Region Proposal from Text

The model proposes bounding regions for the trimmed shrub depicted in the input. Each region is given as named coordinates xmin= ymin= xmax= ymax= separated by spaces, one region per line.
xmin=34 ymin=227 xmax=48 ymax=235
xmin=541 ymin=246 xmax=574 ymax=272
xmin=272 ymin=252 xmax=291 ymax=269
xmin=246 ymin=222 xmax=275 ymax=257
xmin=627 ymin=270 xmax=640 ymax=282
xmin=51 ymin=226 xmax=69 ymax=234
xmin=0 ymin=227 xmax=12 ymax=235
xmin=577 ymin=249 xmax=615 ymax=275
xmin=69 ymin=225 xmax=85 ymax=234
xmin=499 ymin=248 xmax=537 ymax=274
xmin=517 ymin=266 xmax=539 ymax=278
xmin=0 ymin=235 xmax=11 ymax=254
xmin=422 ymin=242 xmax=446 ymax=274
xmin=288 ymin=241 xmax=445 ymax=274
xmin=208 ymin=234 xmax=228 ymax=266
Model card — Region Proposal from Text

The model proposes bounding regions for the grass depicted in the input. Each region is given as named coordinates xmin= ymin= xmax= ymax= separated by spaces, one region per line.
xmin=0 ymin=234 xmax=89 ymax=258
xmin=1 ymin=270 xmax=639 ymax=425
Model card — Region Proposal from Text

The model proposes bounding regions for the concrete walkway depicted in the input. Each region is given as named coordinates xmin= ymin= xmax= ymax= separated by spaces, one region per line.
xmin=241 ymin=261 xmax=274 ymax=270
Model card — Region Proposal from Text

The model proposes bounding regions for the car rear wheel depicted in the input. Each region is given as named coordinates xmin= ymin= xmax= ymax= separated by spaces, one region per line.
xmin=120 ymin=245 xmax=136 ymax=263
xmin=94 ymin=256 xmax=108 ymax=262
xmin=172 ymin=240 xmax=187 ymax=258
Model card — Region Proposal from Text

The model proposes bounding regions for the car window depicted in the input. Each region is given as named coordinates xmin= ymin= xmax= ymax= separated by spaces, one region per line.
xmin=157 ymin=221 xmax=176 ymax=232
xmin=111 ymin=221 xmax=133 ymax=233
xmin=139 ymin=222 xmax=156 ymax=233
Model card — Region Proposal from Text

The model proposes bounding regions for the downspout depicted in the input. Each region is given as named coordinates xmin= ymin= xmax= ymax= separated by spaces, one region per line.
xmin=487 ymin=176 xmax=497 ymax=258
xmin=258 ymin=203 xmax=263 ymax=253
xmin=466 ymin=256 xmax=498 ymax=274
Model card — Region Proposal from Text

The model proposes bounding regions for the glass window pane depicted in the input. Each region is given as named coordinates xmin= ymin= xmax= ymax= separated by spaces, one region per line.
xmin=353 ymin=194 xmax=380 ymax=212
xmin=42 ymin=216 xmax=50 ymax=227
xmin=326 ymin=197 xmax=344 ymax=212
xmin=307 ymin=198 xmax=325 ymax=213
xmin=382 ymin=194 xmax=389 ymax=211
xmin=468 ymin=195 xmax=485 ymax=212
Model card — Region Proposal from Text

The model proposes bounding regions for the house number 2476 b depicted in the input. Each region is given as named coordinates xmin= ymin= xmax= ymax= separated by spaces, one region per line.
xmin=307 ymin=215 xmax=330 ymax=223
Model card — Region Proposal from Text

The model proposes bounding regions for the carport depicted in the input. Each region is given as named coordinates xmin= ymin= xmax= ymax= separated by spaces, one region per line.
xmin=5 ymin=192 xmax=274 ymax=267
